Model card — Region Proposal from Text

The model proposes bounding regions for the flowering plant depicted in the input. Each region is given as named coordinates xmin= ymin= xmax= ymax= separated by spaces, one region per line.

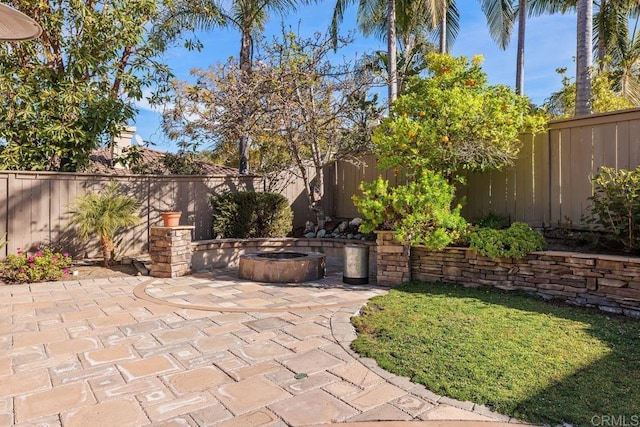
xmin=0 ymin=247 xmax=72 ymax=283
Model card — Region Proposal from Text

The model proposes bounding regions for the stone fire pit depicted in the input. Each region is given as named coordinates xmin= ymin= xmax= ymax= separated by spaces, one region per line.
xmin=238 ymin=251 xmax=326 ymax=283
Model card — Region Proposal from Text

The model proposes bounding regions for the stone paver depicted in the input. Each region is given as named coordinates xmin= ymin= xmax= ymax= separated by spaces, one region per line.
xmin=61 ymin=397 xmax=149 ymax=427
xmin=0 ymin=266 xmax=528 ymax=426
xmin=213 ymin=376 xmax=290 ymax=415
xmin=269 ymin=389 xmax=359 ymax=425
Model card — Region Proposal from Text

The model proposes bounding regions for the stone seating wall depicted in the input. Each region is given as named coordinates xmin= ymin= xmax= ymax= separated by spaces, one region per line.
xmin=191 ymin=238 xmax=377 ymax=274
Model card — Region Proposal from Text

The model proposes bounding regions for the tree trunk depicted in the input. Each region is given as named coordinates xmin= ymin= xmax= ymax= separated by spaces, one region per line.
xmin=515 ymin=0 xmax=526 ymax=95
xmin=387 ymin=0 xmax=398 ymax=108
xmin=238 ymin=24 xmax=252 ymax=174
xmin=439 ymin=2 xmax=447 ymax=54
xmin=312 ymin=165 xmax=325 ymax=225
xmin=575 ymin=0 xmax=592 ymax=116
xmin=597 ymin=0 xmax=607 ymax=67
xmin=100 ymin=236 xmax=113 ymax=267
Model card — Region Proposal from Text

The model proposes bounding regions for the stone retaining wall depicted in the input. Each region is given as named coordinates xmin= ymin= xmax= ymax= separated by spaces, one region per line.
xmin=191 ymin=238 xmax=377 ymax=274
xmin=375 ymin=231 xmax=640 ymax=318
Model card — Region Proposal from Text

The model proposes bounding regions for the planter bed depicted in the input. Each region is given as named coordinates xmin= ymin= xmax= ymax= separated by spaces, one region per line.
xmin=375 ymin=231 xmax=640 ymax=318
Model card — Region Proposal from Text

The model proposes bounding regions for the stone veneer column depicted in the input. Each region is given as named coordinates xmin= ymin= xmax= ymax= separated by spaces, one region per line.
xmin=149 ymin=226 xmax=195 ymax=278
xmin=375 ymin=231 xmax=411 ymax=286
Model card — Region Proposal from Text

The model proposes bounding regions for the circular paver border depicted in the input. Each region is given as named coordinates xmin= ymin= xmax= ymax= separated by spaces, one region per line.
xmin=132 ymin=278 xmax=384 ymax=313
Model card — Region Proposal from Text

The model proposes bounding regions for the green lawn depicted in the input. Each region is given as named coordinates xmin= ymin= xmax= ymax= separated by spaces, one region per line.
xmin=351 ymin=281 xmax=640 ymax=426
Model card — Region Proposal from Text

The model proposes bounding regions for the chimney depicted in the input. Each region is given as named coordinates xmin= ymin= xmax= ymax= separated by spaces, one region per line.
xmin=111 ymin=126 xmax=136 ymax=169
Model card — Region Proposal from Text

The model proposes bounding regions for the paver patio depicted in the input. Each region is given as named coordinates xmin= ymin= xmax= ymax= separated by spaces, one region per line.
xmin=0 ymin=266 xmax=527 ymax=426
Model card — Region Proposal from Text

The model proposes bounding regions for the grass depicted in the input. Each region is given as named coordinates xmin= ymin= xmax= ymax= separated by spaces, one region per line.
xmin=351 ymin=281 xmax=640 ymax=426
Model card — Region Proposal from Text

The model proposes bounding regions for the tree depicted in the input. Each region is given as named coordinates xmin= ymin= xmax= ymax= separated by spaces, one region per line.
xmin=530 ymin=0 xmax=640 ymax=109
xmin=0 ymin=0 xmax=171 ymax=171
xmin=515 ymin=0 xmax=526 ymax=94
xmin=68 ymin=182 xmax=141 ymax=266
xmin=576 ymin=0 xmax=593 ymax=115
xmin=437 ymin=1 xmax=461 ymax=54
xmin=480 ymin=0 xmax=521 ymax=92
xmin=330 ymin=0 xmax=445 ymax=108
xmin=544 ymin=66 xmax=633 ymax=117
xmin=163 ymin=31 xmax=380 ymax=215
xmin=373 ymin=53 xmax=545 ymax=181
xmin=159 ymin=0 xmax=300 ymax=174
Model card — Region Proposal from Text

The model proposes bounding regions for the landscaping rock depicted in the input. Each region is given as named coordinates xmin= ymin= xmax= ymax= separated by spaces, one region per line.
xmin=324 ymin=221 xmax=338 ymax=233
xmin=349 ymin=217 xmax=362 ymax=227
xmin=304 ymin=221 xmax=315 ymax=234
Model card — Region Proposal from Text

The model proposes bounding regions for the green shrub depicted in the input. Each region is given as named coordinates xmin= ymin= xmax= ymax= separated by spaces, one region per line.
xmin=353 ymin=170 xmax=468 ymax=250
xmin=583 ymin=167 xmax=640 ymax=252
xmin=1 ymin=247 xmax=72 ymax=283
xmin=469 ymin=222 xmax=547 ymax=259
xmin=211 ymin=191 xmax=293 ymax=238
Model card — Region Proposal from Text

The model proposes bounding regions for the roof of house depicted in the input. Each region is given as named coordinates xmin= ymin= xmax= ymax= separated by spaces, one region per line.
xmin=85 ymin=147 xmax=240 ymax=176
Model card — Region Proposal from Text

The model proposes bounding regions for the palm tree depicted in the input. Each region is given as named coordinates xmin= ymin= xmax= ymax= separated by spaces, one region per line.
xmin=355 ymin=0 xmax=437 ymax=94
xmin=359 ymin=34 xmax=436 ymax=94
xmin=436 ymin=1 xmax=461 ymax=53
xmin=529 ymin=1 xmax=640 ymax=113
xmin=480 ymin=0 xmax=521 ymax=92
xmin=576 ymin=0 xmax=593 ymax=115
xmin=159 ymin=0 xmax=300 ymax=173
xmin=68 ymin=182 xmax=141 ymax=267
xmin=330 ymin=0 xmax=444 ymax=108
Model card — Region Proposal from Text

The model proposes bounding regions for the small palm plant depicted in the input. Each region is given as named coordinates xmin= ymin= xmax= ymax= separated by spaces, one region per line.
xmin=68 ymin=182 xmax=141 ymax=266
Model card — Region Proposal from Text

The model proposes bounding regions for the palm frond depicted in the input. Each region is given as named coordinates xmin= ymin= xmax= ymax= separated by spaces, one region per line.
xmin=330 ymin=0 xmax=357 ymax=47
xmin=480 ymin=0 xmax=516 ymax=50
xmin=528 ymin=0 xmax=575 ymax=17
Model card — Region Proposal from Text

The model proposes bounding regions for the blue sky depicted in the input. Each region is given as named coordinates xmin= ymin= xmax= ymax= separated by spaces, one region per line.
xmin=133 ymin=3 xmax=577 ymax=152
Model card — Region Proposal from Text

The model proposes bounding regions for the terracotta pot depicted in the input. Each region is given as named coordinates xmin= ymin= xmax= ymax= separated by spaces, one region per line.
xmin=161 ymin=211 xmax=181 ymax=227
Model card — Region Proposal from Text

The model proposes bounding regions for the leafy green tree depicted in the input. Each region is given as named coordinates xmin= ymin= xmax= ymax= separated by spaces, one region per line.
xmin=0 ymin=0 xmax=171 ymax=171
xmin=530 ymin=0 xmax=640 ymax=111
xmin=68 ymin=182 xmax=141 ymax=266
xmin=544 ymin=66 xmax=634 ymax=117
xmin=373 ymin=53 xmax=545 ymax=180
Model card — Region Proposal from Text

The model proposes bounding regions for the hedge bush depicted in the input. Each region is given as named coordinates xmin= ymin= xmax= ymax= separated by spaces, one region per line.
xmin=353 ymin=170 xmax=467 ymax=250
xmin=469 ymin=222 xmax=547 ymax=259
xmin=210 ymin=191 xmax=292 ymax=238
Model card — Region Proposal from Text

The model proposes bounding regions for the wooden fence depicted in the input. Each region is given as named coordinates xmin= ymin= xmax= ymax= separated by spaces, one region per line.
xmin=331 ymin=108 xmax=640 ymax=228
xmin=0 ymin=173 xmax=264 ymax=258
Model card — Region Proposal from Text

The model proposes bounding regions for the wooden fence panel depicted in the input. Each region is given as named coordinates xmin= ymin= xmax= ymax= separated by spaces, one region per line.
xmin=514 ymin=134 xmax=531 ymax=223
xmin=0 ymin=172 xmax=265 ymax=260
xmin=629 ymin=121 xmax=640 ymax=166
xmin=534 ymin=131 xmax=551 ymax=227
